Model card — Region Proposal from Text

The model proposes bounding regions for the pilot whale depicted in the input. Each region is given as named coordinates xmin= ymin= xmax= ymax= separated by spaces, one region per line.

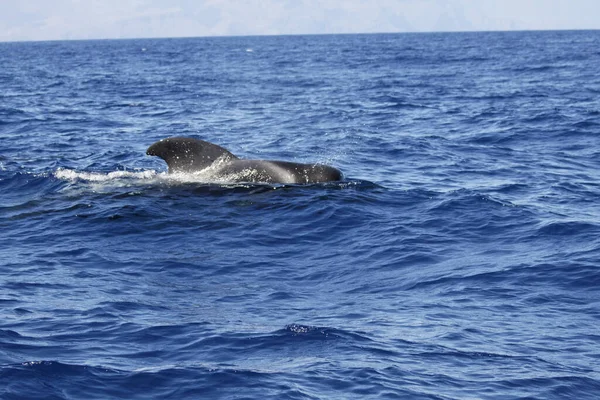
xmin=146 ymin=137 xmax=342 ymax=184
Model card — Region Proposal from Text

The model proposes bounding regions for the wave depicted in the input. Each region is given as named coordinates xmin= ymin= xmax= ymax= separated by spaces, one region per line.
xmin=4 ymin=31 xmax=600 ymax=400
xmin=536 ymin=221 xmax=600 ymax=236
xmin=0 ymin=324 xmax=388 ymax=399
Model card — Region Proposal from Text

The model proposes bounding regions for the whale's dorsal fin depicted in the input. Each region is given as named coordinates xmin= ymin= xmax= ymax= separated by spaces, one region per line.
xmin=146 ymin=137 xmax=238 ymax=173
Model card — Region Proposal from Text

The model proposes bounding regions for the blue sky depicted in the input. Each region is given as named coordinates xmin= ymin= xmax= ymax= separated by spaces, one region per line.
xmin=1 ymin=0 xmax=599 ymax=42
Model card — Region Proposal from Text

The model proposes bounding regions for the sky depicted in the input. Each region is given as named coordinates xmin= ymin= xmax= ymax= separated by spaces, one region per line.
xmin=1 ymin=0 xmax=599 ymax=42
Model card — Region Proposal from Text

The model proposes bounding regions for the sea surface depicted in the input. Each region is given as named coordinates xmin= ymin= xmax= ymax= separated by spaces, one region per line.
xmin=1 ymin=30 xmax=600 ymax=399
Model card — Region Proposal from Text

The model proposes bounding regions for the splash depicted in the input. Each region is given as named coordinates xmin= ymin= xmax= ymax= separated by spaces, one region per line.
xmin=54 ymin=168 xmax=158 ymax=182
xmin=53 ymin=166 xmax=272 ymax=187
xmin=160 ymin=156 xmax=280 ymax=185
xmin=52 ymin=164 xmax=350 ymax=189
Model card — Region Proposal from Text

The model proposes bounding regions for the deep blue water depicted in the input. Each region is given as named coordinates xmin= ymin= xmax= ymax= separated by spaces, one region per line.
xmin=1 ymin=30 xmax=600 ymax=399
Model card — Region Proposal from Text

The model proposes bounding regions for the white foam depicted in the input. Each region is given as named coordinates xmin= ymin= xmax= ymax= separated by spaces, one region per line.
xmin=165 ymin=168 xmax=254 ymax=185
xmin=160 ymin=155 xmax=260 ymax=184
xmin=53 ymin=165 xmax=256 ymax=187
xmin=54 ymin=168 xmax=158 ymax=182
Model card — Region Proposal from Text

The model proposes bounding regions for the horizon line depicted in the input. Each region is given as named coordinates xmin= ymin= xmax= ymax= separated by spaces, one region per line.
xmin=1 ymin=27 xmax=598 ymax=45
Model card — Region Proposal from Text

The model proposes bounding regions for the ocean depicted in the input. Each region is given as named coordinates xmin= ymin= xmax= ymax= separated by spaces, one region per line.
xmin=1 ymin=30 xmax=599 ymax=399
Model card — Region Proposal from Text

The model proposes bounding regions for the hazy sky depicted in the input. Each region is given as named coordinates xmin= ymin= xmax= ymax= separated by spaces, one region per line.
xmin=1 ymin=0 xmax=599 ymax=42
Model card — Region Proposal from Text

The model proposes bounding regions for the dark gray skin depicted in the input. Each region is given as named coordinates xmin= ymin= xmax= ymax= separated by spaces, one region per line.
xmin=146 ymin=137 xmax=342 ymax=184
